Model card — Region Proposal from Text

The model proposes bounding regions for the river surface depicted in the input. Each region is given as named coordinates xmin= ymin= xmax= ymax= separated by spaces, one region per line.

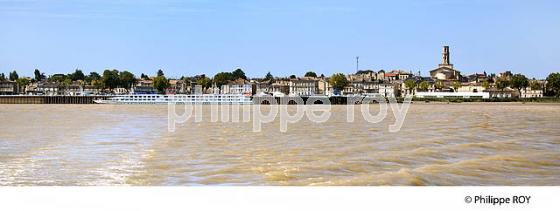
xmin=0 ymin=103 xmax=559 ymax=185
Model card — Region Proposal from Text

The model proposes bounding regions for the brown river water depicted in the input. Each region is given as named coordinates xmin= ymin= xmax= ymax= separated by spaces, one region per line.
xmin=0 ymin=103 xmax=559 ymax=185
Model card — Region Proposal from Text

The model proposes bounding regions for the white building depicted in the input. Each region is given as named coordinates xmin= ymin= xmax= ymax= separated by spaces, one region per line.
xmin=416 ymin=91 xmax=490 ymax=99
xmin=221 ymin=78 xmax=253 ymax=95
xmin=289 ymin=79 xmax=318 ymax=96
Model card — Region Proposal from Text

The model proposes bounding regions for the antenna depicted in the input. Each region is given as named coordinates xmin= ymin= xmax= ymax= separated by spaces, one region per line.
xmin=356 ymin=56 xmax=359 ymax=72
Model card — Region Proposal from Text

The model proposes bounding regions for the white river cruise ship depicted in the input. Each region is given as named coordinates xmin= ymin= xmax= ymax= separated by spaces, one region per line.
xmin=94 ymin=94 xmax=253 ymax=104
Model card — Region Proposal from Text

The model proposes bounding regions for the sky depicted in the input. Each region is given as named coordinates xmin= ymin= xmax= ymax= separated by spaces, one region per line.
xmin=0 ymin=0 xmax=559 ymax=79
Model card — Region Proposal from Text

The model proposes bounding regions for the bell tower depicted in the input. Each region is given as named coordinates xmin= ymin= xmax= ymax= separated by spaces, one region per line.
xmin=439 ymin=46 xmax=453 ymax=68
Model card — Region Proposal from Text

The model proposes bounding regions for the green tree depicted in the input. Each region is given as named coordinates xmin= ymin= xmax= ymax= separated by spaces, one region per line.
xmin=9 ymin=70 xmax=19 ymax=81
xmin=0 ymin=73 xmax=5 ymax=81
xmin=213 ymin=72 xmax=234 ymax=87
xmin=157 ymin=69 xmax=165 ymax=77
xmin=119 ymin=71 xmax=136 ymax=89
xmin=511 ymin=73 xmax=529 ymax=96
xmin=92 ymin=79 xmax=104 ymax=89
xmin=495 ymin=77 xmax=510 ymax=91
xmin=140 ymin=73 xmax=149 ymax=80
xmin=153 ymin=76 xmax=170 ymax=94
xmin=16 ymin=78 xmax=30 ymax=93
xmin=263 ymin=71 xmax=274 ymax=82
xmin=546 ymin=72 xmax=560 ymax=97
xmin=404 ymin=79 xmax=417 ymax=95
xmin=69 ymin=69 xmax=85 ymax=81
xmin=304 ymin=71 xmax=317 ymax=78
xmin=530 ymin=80 xmax=541 ymax=90
xmin=232 ymin=68 xmax=247 ymax=80
xmin=482 ymin=80 xmax=490 ymax=90
xmin=85 ymin=72 xmax=101 ymax=84
xmin=34 ymin=69 xmax=46 ymax=81
xmin=62 ymin=78 xmax=72 ymax=86
xmin=289 ymin=75 xmax=296 ymax=79
xmin=49 ymin=74 xmax=66 ymax=83
xmin=329 ymin=73 xmax=349 ymax=91
xmin=452 ymin=81 xmax=461 ymax=92
xmin=419 ymin=81 xmax=429 ymax=91
xmin=196 ymin=77 xmax=212 ymax=89
xmin=101 ymin=69 xmax=120 ymax=90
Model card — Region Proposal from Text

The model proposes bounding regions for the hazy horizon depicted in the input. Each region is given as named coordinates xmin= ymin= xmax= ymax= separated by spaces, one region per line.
xmin=1 ymin=0 xmax=559 ymax=79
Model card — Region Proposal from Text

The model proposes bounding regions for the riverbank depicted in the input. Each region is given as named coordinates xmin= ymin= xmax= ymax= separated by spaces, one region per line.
xmin=1 ymin=95 xmax=559 ymax=104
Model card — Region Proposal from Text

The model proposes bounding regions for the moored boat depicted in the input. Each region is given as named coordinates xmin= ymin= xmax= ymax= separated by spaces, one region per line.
xmin=94 ymin=94 xmax=253 ymax=104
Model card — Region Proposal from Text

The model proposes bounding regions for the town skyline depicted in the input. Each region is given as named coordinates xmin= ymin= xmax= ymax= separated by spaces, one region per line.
xmin=1 ymin=0 xmax=559 ymax=79
xmin=0 ymin=45 xmax=555 ymax=80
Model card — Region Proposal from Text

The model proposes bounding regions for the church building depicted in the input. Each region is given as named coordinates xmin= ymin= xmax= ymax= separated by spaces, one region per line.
xmin=429 ymin=46 xmax=462 ymax=80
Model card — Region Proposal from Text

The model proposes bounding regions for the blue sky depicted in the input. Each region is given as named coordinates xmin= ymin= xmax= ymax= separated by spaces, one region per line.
xmin=0 ymin=0 xmax=558 ymax=79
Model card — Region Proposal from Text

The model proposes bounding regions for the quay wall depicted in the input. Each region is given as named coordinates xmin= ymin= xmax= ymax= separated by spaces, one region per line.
xmin=0 ymin=96 xmax=110 ymax=104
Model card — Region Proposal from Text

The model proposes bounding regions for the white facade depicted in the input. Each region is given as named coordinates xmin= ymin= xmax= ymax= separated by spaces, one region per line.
xmin=416 ymin=91 xmax=489 ymax=99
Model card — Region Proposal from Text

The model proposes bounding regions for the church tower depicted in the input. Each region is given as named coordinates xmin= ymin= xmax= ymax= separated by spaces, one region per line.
xmin=439 ymin=46 xmax=453 ymax=68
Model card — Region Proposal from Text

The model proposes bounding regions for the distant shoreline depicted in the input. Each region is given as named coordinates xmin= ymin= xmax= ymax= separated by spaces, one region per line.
xmin=1 ymin=95 xmax=559 ymax=105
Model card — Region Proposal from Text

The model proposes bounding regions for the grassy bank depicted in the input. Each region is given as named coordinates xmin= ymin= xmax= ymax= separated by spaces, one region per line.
xmin=404 ymin=97 xmax=560 ymax=103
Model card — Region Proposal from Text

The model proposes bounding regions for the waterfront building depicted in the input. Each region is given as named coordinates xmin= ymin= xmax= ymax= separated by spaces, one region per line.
xmin=37 ymin=82 xmax=61 ymax=96
xmin=289 ymin=79 xmax=318 ymax=96
xmin=429 ymin=46 xmax=462 ymax=80
xmin=167 ymin=79 xmax=189 ymax=94
xmin=0 ymin=81 xmax=17 ymax=95
xmin=131 ymin=79 xmax=156 ymax=94
xmin=270 ymin=79 xmax=290 ymax=96
xmin=379 ymin=83 xmax=399 ymax=97
xmin=317 ymin=77 xmax=332 ymax=96
xmin=520 ymin=87 xmax=544 ymax=98
xmin=416 ymin=91 xmax=490 ymax=99
xmin=486 ymin=87 xmax=516 ymax=98
xmin=254 ymin=80 xmax=273 ymax=95
xmin=458 ymin=83 xmax=486 ymax=93
xmin=221 ymin=78 xmax=253 ymax=95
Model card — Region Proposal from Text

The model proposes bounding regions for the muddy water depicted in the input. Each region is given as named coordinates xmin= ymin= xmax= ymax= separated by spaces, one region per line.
xmin=0 ymin=103 xmax=559 ymax=185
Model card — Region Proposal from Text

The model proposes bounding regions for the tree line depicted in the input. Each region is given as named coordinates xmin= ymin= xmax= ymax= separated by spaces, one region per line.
xmin=2 ymin=69 xmax=559 ymax=97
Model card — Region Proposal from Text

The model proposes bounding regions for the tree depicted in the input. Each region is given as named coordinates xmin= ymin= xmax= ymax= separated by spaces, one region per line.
xmin=140 ymin=73 xmax=149 ymax=80
xmin=419 ymin=81 xmax=429 ymax=91
xmin=85 ymin=72 xmax=101 ymax=83
xmin=119 ymin=71 xmax=136 ymax=89
xmin=16 ymin=78 xmax=30 ymax=93
xmin=530 ymin=80 xmax=541 ymax=90
xmin=263 ymin=72 xmax=274 ymax=82
xmin=495 ymin=77 xmax=510 ymax=91
xmin=232 ymin=68 xmax=247 ymax=80
xmin=157 ymin=69 xmax=165 ymax=77
xmin=91 ymin=79 xmax=104 ymax=89
xmin=329 ymin=73 xmax=349 ymax=91
xmin=196 ymin=77 xmax=212 ymax=89
xmin=452 ymin=81 xmax=461 ymax=92
xmin=546 ymin=72 xmax=560 ymax=97
xmin=482 ymin=80 xmax=490 ymax=90
xmin=0 ymin=73 xmax=6 ymax=81
xmin=213 ymin=72 xmax=234 ymax=87
xmin=289 ymin=75 xmax=296 ymax=79
xmin=34 ymin=69 xmax=46 ymax=81
xmin=304 ymin=71 xmax=317 ymax=78
xmin=68 ymin=69 xmax=85 ymax=81
xmin=404 ymin=79 xmax=417 ymax=95
xmin=9 ymin=71 xmax=19 ymax=81
xmin=510 ymin=74 xmax=529 ymax=96
xmin=49 ymin=74 xmax=67 ymax=83
xmin=101 ymin=69 xmax=120 ymax=90
xmin=153 ymin=76 xmax=170 ymax=93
